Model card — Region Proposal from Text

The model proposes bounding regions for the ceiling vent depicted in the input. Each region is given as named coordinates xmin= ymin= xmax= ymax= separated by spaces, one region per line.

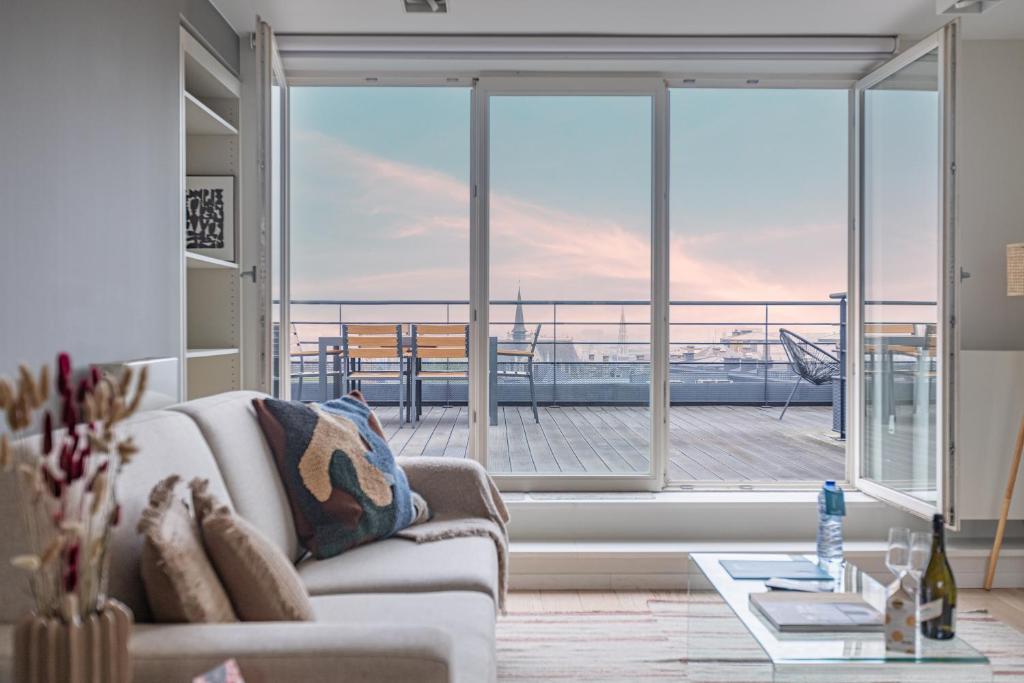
xmin=403 ymin=0 xmax=448 ymax=13
xmin=937 ymin=0 xmax=1002 ymax=14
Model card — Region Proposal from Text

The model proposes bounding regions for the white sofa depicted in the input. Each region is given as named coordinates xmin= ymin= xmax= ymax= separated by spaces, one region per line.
xmin=0 ymin=392 xmax=499 ymax=682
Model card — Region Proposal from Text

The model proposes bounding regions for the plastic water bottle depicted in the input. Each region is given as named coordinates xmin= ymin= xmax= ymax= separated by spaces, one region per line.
xmin=817 ymin=480 xmax=846 ymax=572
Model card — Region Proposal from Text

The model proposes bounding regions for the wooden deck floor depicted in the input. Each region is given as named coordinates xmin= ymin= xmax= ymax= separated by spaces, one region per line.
xmin=374 ymin=404 xmax=845 ymax=482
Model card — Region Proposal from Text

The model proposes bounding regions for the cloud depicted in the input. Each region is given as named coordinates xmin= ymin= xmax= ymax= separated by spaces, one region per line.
xmin=290 ymin=129 xmax=847 ymax=309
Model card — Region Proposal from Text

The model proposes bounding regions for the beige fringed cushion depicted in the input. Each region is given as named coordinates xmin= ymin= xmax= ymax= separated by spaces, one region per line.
xmin=191 ymin=479 xmax=314 ymax=622
xmin=137 ymin=476 xmax=237 ymax=623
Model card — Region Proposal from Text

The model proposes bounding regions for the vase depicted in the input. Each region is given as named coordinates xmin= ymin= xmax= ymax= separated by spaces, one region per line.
xmin=13 ymin=600 xmax=133 ymax=683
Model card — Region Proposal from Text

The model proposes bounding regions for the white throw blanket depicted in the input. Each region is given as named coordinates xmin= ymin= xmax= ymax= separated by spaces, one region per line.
xmin=396 ymin=457 xmax=510 ymax=611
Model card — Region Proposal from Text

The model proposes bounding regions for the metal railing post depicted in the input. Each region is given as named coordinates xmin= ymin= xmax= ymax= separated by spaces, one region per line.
xmin=552 ymin=302 xmax=558 ymax=407
xmin=830 ymin=292 xmax=848 ymax=439
xmin=762 ymin=303 xmax=770 ymax=407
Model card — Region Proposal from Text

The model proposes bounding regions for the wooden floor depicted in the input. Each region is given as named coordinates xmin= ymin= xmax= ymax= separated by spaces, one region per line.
xmin=374 ymin=404 xmax=845 ymax=481
xmin=505 ymin=589 xmax=1024 ymax=633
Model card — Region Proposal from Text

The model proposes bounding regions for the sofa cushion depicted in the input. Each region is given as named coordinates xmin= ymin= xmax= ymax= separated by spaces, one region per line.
xmin=297 ymin=536 xmax=499 ymax=603
xmin=138 ymin=476 xmax=237 ymax=623
xmin=0 ymin=410 xmax=232 ymax=624
xmin=311 ymin=591 xmax=496 ymax=683
xmin=0 ymin=592 xmax=497 ymax=683
xmin=191 ymin=479 xmax=315 ymax=622
xmin=252 ymin=396 xmax=416 ymax=559
xmin=169 ymin=391 xmax=301 ymax=562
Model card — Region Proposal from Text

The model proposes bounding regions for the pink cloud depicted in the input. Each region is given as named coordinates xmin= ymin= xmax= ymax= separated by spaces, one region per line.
xmin=292 ymin=130 xmax=845 ymax=307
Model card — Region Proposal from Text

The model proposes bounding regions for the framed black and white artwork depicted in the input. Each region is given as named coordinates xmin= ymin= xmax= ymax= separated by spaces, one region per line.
xmin=186 ymin=176 xmax=235 ymax=261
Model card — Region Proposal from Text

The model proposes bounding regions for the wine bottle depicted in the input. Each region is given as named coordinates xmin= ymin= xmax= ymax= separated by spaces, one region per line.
xmin=919 ymin=513 xmax=957 ymax=640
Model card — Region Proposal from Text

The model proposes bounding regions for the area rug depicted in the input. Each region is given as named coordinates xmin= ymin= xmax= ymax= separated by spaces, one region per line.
xmin=496 ymin=595 xmax=1024 ymax=682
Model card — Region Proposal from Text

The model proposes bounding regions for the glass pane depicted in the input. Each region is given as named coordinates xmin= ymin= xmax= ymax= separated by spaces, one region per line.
xmin=289 ymin=87 xmax=471 ymax=453
xmin=861 ymin=50 xmax=940 ymax=502
xmin=487 ymin=95 xmax=652 ymax=475
xmin=668 ymin=89 xmax=848 ymax=483
xmin=271 ymin=73 xmax=284 ymax=396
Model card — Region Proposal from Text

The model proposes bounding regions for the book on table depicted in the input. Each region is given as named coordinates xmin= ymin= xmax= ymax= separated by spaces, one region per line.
xmin=719 ymin=558 xmax=832 ymax=581
xmin=749 ymin=592 xmax=884 ymax=633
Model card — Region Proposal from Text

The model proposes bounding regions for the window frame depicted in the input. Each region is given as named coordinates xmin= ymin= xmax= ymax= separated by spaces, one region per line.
xmin=472 ymin=76 xmax=669 ymax=492
xmin=279 ymin=73 xmax=870 ymax=494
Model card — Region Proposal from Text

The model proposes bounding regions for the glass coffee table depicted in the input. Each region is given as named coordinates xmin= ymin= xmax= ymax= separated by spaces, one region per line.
xmin=686 ymin=553 xmax=990 ymax=682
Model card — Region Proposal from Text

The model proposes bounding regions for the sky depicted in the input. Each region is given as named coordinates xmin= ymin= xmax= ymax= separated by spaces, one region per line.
xmin=287 ymin=86 xmax=934 ymax=349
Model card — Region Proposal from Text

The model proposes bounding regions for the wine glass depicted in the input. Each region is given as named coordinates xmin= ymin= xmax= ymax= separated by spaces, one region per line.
xmin=886 ymin=527 xmax=911 ymax=581
xmin=907 ymin=531 xmax=931 ymax=586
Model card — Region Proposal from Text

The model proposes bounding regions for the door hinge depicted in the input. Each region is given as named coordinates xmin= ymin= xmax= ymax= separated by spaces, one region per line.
xmin=472 ymin=184 xmax=478 ymax=199
xmin=950 ymin=162 xmax=957 ymax=175
xmin=240 ymin=265 xmax=257 ymax=282
xmin=250 ymin=32 xmax=257 ymax=50
xmin=950 ymin=314 xmax=956 ymax=328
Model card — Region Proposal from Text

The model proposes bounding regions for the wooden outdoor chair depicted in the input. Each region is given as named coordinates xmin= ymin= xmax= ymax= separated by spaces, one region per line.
xmin=496 ymin=323 xmax=542 ymax=423
xmin=409 ymin=323 xmax=469 ymax=423
xmin=342 ymin=324 xmax=407 ymax=417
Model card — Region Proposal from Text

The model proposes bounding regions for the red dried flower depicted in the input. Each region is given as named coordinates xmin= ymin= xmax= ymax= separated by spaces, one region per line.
xmin=90 ymin=366 xmax=102 ymax=388
xmin=69 ymin=452 xmax=85 ymax=481
xmin=111 ymin=504 xmax=122 ymax=527
xmin=62 ymin=400 xmax=78 ymax=431
xmin=41 ymin=412 xmax=53 ymax=455
xmin=57 ymin=353 xmax=72 ymax=396
xmin=42 ymin=467 xmax=64 ymax=498
xmin=59 ymin=442 xmax=74 ymax=477
xmin=76 ymin=377 xmax=92 ymax=404
xmin=63 ymin=543 xmax=81 ymax=590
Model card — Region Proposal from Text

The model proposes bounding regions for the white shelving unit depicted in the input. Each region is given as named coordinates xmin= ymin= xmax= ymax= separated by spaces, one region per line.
xmin=180 ymin=27 xmax=243 ymax=400
xmin=186 ymin=252 xmax=239 ymax=270
xmin=185 ymin=92 xmax=239 ymax=136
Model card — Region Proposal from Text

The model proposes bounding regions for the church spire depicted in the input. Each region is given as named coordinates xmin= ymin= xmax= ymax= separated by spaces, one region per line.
xmin=512 ymin=285 xmax=527 ymax=344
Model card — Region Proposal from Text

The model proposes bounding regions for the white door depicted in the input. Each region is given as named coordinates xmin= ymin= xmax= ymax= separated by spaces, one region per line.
xmin=850 ymin=23 xmax=960 ymax=524
xmin=471 ymin=78 xmax=669 ymax=491
xmin=255 ymin=21 xmax=291 ymax=398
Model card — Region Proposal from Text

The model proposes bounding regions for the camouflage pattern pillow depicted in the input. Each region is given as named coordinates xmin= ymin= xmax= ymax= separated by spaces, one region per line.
xmin=252 ymin=394 xmax=415 ymax=559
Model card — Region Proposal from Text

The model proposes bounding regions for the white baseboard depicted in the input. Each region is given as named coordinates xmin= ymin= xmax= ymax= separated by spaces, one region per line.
xmin=508 ymin=540 xmax=1024 ymax=590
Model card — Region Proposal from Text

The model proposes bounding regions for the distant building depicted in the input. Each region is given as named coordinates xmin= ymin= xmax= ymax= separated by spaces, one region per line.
xmin=504 ymin=287 xmax=579 ymax=361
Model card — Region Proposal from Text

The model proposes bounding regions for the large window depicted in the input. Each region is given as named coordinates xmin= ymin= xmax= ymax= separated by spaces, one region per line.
xmin=668 ymin=88 xmax=849 ymax=484
xmin=860 ymin=53 xmax=941 ymax=503
xmin=485 ymin=92 xmax=653 ymax=478
xmin=289 ymin=87 xmax=471 ymax=447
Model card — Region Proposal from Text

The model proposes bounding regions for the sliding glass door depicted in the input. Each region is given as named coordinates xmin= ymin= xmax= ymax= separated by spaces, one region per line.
xmin=852 ymin=24 xmax=959 ymax=522
xmin=253 ymin=22 xmax=291 ymax=398
xmin=472 ymin=79 xmax=667 ymax=490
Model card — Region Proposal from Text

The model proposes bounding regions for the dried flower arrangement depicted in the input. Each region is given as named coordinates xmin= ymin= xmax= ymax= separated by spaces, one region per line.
xmin=0 ymin=353 xmax=147 ymax=621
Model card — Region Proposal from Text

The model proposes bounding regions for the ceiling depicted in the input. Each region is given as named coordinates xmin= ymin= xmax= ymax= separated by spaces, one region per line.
xmin=211 ymin=0 xmax=1024 ymax=40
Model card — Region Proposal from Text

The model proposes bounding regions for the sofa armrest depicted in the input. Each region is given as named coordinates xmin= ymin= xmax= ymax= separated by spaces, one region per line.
xmin=398 ymin=457 xmax=509 ymax=524
xmin=132 ymin=622 xmax=452 ymax=683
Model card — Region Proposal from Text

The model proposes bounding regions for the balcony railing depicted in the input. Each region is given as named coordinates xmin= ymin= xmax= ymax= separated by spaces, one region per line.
xmin=275 ymin=298 xmax=860 ymax=424
xmin=273 ymin=296 xmax=941 ymax=439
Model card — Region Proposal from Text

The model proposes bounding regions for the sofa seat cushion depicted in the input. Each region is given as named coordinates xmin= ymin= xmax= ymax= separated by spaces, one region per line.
xmin=0 ymin=592 xmax=496 ymax=683
xmin=311 ymin=591 xmax=496 ymax=683
xmin=297 ymin=536 xmax=499 ymax=603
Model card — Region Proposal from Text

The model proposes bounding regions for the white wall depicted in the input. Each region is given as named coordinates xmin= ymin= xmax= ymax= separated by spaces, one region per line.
xmin=0 ymin=0 xmax=238 ymax=385
xmin=959 ymin=40 xmax=1024 ymax=351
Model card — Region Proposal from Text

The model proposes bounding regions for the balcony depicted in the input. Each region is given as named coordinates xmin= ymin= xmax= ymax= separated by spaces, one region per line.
xmin=275 ymin=298 xmax=851 ymax=482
